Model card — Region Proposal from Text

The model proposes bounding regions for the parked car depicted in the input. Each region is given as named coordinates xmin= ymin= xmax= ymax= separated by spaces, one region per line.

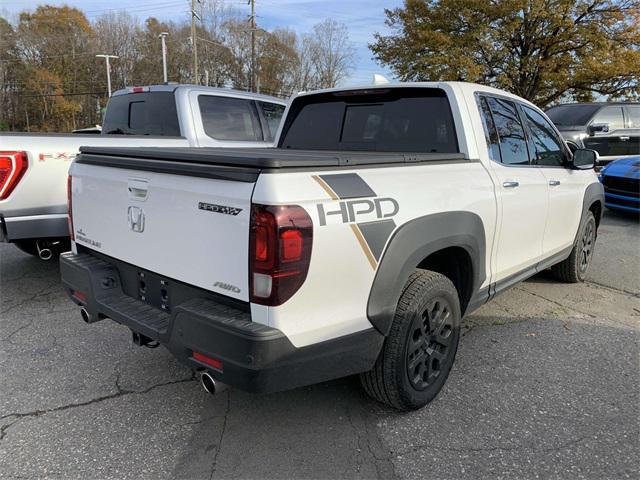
xmin=599 ymin=156 xmax=640 ymax=214
xmin=545 ymin=102 xmax=640 ymax=166
xmin=0 ymin=85 xmax=286 ymax=259
xmin=60 ymin=82 xmax=603 ymax=411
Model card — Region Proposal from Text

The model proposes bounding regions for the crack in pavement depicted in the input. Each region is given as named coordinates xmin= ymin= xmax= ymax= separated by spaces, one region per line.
xmin=0 ymin=284 xmax=60 ymax=318
xmin=516 ymin=287 xmax=598 ymax=319
xmin=0 ymin=376 xmax=195 ymax=444
xmin=208 ymin=390 xmax=231 ymax=480
xmin=585 ymin=280 xmax=640 ymax=299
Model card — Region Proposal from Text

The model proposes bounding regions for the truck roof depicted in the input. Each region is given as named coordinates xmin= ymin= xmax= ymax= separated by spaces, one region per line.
xmin=291 ymin=81 xmax=534 ymax=107
xmin=111 ymin=84 xmax=288 ymax=105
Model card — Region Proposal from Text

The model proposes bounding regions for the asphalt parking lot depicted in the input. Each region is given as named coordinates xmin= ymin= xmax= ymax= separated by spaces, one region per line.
xmin=1 ymin=210 xmax=638 ymax=480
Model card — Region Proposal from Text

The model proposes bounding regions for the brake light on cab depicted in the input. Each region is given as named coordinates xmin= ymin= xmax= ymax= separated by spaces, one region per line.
xmin=249 ymin=204 xmax=313 ymax=306
xmin=0 ymin=151 xmax=28 ymax=200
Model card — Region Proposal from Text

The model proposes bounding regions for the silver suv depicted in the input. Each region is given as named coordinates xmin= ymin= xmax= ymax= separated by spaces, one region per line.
xmin=545 ymin=103 xmax=640 ymax=165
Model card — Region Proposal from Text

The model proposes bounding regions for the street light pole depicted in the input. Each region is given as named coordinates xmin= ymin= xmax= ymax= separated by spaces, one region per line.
xmin=95 ymin=54 xmax=119 ymax=97
xmin=159 ymin=32 xmax=169 ymax=83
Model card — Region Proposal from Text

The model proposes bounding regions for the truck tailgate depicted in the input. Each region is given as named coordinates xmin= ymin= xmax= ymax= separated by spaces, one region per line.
xmin=70 ymin=160 xmax=254 ymax=302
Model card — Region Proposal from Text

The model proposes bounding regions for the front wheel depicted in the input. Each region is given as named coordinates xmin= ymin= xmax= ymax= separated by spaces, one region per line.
xmin=360 ymin=269 xmax=461 ymax=411
xmin=551 ymin=211 xmax=597 ymax=283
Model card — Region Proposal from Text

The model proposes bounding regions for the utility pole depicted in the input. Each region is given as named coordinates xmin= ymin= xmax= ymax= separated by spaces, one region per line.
xmin=249 ymin=0 xmax=256 ymax=92
xmin=159 ymin=32 xmax=169 ymax=83
xmin=191 ymin=0 xmax=201 ymax=84
xmin=96 ymin=54 xmax=119 ymax=97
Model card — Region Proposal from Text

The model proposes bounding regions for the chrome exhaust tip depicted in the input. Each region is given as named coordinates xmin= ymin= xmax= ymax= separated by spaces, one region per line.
xmin=200 ymin=372 xmax=227 ymax=395
xmin=80 ymin=307 xmax=91 ymax=323
xmin=36 ymin=242 xmax=53 ymax=261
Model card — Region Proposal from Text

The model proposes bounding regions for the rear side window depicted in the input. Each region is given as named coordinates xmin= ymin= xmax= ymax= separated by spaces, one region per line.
xmin=592 ymin=106 xmax=625 ymax=130
xmin=102 ymin=92 xmax=181 ymax=136
xmin=486 ymin=97 xmax=529 ymax=166
xmin=279 ymin=88 xmax=459 ymax=153
xmin=627 ymin=105 xmax=640 ymax=128
xmin=257 ymin=101 xmax=285 ymax=142
xmin=199 ymin=96 xmax=262 ymax=141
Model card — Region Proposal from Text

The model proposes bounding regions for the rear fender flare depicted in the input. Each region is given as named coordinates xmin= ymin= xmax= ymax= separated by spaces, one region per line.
xmin=366 ymin=211 xmax=486 ymax=336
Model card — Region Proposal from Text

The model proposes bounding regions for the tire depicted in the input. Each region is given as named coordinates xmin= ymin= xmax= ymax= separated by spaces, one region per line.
xmin=551 ymin=211 xmax=597 ymax=283
xmin=360 ymin=269 xmax=461 ymax=411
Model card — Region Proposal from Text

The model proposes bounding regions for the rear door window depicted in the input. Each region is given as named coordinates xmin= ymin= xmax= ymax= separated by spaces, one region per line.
xmin=485 ymin=96 xmax=530 ymax=166
xmin=102 ymin=92 xmax=181 ymax=136
xmin=476 ymin=95 xmax=501 ymax=163
xmin=198 ymin=95 xmax=263 ymax=141
xmin=279 ymin=88 xmax=459 ymax=153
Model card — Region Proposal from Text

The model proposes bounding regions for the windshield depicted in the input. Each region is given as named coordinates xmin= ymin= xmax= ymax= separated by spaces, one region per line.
xmin=545 ymin=104 xmax=600 ymax=126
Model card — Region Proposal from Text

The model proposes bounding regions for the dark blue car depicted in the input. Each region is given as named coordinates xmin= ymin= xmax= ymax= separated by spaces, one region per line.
xmin=599 ymin=156 xmax=640 ymax=213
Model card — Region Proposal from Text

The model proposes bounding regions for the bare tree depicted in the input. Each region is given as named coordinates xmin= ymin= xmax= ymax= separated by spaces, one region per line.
xmin=306 ymin=19 xmax=355 ymax=89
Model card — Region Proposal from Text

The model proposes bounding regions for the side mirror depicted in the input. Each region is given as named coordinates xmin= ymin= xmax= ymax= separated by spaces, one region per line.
xmin=588 ymin=123 xmax=609 ymax=135
xmin=572 ymin=149 xmax=598 ymax=170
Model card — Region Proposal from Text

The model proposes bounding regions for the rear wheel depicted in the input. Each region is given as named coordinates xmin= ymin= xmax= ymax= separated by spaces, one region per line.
xmin=360 ymin=270 xmax=461 ymax=411
xmin=551 ymin=211 xmax=596 ymax=283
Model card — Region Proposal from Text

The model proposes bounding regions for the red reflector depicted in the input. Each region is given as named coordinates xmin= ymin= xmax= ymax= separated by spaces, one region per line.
xmin=71 ymin=290 xmax=86 ymax=302
xmin=255 ymin=225 xmax=269 ymax=261
xmin=280 ymin=229 xmax=303 ymax=261
xmin=193 ymin=352 xmax=223 ymax=371
xmin=0 ymin=151 xmax=28 ymax=200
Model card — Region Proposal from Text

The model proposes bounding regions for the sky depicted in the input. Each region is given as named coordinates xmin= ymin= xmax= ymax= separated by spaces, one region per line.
xmin=0 ymin=0 xmax=404 ymax=86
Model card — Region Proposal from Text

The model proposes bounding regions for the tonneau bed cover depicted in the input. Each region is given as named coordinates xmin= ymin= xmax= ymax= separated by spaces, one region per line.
xmin=78 ymin=146 xmax=468 ymax=170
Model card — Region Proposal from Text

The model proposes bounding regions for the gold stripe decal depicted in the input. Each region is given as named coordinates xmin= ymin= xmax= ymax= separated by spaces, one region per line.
xmin=350 ymin=224 xmax=378 ymax=270
xmin=312 ymin=175 xmax=339 ymax=200
xmin=312 ymin=174 xmax=378 ymax=270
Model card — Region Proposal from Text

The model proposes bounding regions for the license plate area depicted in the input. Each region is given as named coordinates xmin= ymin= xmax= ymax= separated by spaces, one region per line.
xmin=136 ymin=270 xmax=171 ymax=312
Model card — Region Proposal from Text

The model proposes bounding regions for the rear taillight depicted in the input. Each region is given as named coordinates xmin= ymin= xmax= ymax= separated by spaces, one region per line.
xmin=0 ymin=151 xmax=28 ymax=200
xmin=249 ymin=204 xmax=313 ymax=306
xmin=67 ymin=175 xmax=74 ymax=240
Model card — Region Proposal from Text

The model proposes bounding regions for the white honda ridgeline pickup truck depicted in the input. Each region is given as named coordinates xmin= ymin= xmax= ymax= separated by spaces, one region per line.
xmin=0 ymin=85 xmax=285 ymax=260
xmin=60 ymin=82 xmax=603 ymax=410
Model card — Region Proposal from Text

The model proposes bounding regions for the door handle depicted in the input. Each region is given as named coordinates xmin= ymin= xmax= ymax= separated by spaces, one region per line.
xmin=548 ymin=179 xmax=561 ymax=186
xmin=502 ymin=181 xmax=519 ymax=188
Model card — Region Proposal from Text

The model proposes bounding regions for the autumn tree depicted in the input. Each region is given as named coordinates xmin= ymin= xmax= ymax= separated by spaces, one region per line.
xmin=370 ymin=0 xmax=640 ymax=107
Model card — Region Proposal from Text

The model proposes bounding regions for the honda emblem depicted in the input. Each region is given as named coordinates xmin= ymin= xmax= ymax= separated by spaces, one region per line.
xmin=127 ymin=206 xmax=145 ymax=233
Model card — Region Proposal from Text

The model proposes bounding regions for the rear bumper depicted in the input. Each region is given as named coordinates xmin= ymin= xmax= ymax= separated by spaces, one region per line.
xmin=0 ymin=213 xmax=68 ymax=242
xmin=60 ymin=251 xmax=383 ymax=394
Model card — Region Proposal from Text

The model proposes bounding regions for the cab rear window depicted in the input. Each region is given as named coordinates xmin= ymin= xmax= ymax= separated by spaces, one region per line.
xmin=102 ymin=92 xmax=181 ymax=136
xmin=278 ymin=88 xmax=459 ymax=153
